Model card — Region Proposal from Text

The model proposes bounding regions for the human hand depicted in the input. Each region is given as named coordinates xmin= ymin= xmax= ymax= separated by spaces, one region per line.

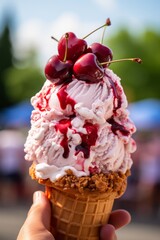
xmin=17 ymin=191 xmax=131 ymax=240
xmin=17 ymin=191 xmax=54 ymax=240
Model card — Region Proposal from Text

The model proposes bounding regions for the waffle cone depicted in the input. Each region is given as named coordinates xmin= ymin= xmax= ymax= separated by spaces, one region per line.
xmin=46 ymin=186 xmax=116 ymax=240
xmin=29 ymin=164 xmax=129 ymax=239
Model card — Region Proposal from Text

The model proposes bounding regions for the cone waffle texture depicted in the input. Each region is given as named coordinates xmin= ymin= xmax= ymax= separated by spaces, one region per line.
xmin=46 ymin=186 xmax=116 ymax=240
xmin=29 ymin=164 xmax=129 ymax=240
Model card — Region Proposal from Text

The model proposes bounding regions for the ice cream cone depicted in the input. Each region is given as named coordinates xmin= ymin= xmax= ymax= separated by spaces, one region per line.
xmin=46 ymin=186 xmax=116 ymax=240
xmin=29 ymin=164 xmax=128 ymax=240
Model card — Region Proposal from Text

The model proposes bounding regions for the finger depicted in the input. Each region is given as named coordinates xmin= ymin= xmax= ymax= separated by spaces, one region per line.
xmin=28 ymin=191 xmax=51 ymax=231
xmin=17 ymin=191 xmax=53 ymax=240
xmin=108 ymin=209 xmax=131 ymax=230
xmin=100 ymin=224 xmax=117 ymax=240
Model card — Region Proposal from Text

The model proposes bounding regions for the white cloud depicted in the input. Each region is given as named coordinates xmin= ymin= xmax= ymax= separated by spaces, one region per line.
xmin=13 ymin=13 xmax=101 ymax=67
xmin=13 ymin=19 xmax=45 ymax=62
xmin=50 ymin=13 xmax=84 ymax=38
xmin=49 ymin=12 xmax=100 ymax=42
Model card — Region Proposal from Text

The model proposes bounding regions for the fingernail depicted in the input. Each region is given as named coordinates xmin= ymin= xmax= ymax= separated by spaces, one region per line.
xmin=33 ymin=191 xmax=43 ymax=203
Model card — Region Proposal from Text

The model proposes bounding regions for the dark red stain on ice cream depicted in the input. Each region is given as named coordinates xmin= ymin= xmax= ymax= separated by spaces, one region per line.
xmin=104 ymin=72 xmax=122 ymax=112
xmin=108 ymin=78 xmax=122 ymax=111
xmin=37 ymin=87 xmax=52 ymax=111
xmin=75 ymin=123 xmax=98 ymax=158
xmin=108 ymin=117 xmax=130 ymax=136
xmin=55 ymin=120 xmax=98 ymax=159
xmin=55 ymin=119 xmax=72 ymax=158
xmin=57 ymin=85 xmax=76 ymax=113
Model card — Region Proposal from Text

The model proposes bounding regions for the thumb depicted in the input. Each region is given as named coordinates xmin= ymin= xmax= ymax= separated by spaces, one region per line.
xmin=29 ymin=191 xmax=51 ymax=231
xmin=17 ymin=191 xmax=54 ymax=240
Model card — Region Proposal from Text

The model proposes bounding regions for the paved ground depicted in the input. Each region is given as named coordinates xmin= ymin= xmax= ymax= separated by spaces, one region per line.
xmin=0 ymin=205 xmax=160 ymax=240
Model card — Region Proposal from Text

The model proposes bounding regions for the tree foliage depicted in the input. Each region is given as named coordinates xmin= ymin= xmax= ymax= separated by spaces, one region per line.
xmin=0 ymin=17 xmax=13 ymax=109
xmin=106 ymin=29 xmax=160 ymax=102
xmin=0 ymin=16 xmax=44 ymax=110
xmin=4 ymin=67 xmax=44 ymax=104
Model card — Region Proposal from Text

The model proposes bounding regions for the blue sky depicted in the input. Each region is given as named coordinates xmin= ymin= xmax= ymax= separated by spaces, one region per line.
xmin=0 ymin=0 xmax=160 ymax=66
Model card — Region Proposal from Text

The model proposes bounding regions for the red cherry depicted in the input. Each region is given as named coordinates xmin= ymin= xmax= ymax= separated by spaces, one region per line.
xmin=87 ymin=43 xmax=113 ymax=67
xmin=73 ymin=53 xmax=104 ymax=83
xmin=44 ymin=55 xmax=73 ymax=84
xmin=58 ymin=32 xmax=87 ymax=62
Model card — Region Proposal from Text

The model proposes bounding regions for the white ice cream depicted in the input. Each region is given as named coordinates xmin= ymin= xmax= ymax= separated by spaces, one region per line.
xmin=24 ymin=69 xmax=136 ymax=181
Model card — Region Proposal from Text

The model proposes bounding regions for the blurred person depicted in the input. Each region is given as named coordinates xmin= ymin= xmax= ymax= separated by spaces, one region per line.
xmin=152 ymin=156 xmax=160 ymax=219
xmin=17 ymin=191 xmax=131 ymax=240
xmin=151 ymin=134 xmax=160 ymax=219
xmin=136 ymin=133 xmax=160 ymax=217
xmin=0 ymin=127 xmax=25 ymax=204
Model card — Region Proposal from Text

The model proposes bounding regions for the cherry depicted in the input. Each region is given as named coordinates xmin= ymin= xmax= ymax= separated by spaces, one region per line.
xmin=57 ymin=18 xmax=111 ymax=63
xmin=58 ymin=32 xmax=87 ymax=62
xmin=44 ymin=55 xmax=73 ymax=84
xmin=73 ymin=53 xmax=104 ymax=83
xmin=87 ymin=43 xmax=113 ymax=67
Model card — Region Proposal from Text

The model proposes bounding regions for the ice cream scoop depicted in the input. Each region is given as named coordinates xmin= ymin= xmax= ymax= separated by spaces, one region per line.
xmin=25 ymin=68 xmax=136 ymax=182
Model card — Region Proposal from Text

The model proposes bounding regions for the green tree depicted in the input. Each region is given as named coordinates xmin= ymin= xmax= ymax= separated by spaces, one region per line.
xmin=4 ymin=67 xmax=44 ymax=104
xmin=0 ymin=16 xmax=13 ymax=109
xmin=106 ymin=29 xmax=160 ymax=102
xmin=0 ymin=15 xmax=44 ymax=109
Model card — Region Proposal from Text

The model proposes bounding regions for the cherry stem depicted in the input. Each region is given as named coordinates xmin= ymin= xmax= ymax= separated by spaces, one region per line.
xmin=83 ymin=18 xmax=111 ymax=40
xmin=101 ymin=58 xmax=142 ymax=65
xmin=63 ymin=33 xmax=69 ymax=62
xmin=101 ymin=25 xmax=106 ymax=44
xmin=51 ymin=36 xmax=59 ymax=42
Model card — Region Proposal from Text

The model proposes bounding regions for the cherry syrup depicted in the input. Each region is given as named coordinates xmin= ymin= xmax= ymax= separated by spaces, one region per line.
xmin=75 ymin=122 xmax=98 ymax=158
xmin=57 ymin=84 xmax=76 ymax=113
xmin=55 ymin=120 xmax=98 ymax=159
xmin=37 ymin=87 xmax=52 ymax=111
xmin=108 ymin=78 xmax=122 ymax=111
xmin=55 ymin=119 xmax=72 ymax=158
xmin=108 ymin=117 xmax=130 ymax=136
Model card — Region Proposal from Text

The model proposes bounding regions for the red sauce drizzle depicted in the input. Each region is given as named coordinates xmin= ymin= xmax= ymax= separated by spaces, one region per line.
xmin=55 ymin=119 xmax=72 ymax=158
xmin=75 ymin=122 xmax=98 ymax=158
xmin=37 ymin=87 xmax=52 ymax=111
xmin=55 ymin=120 xmax=98 ymax=159
xmin=57 ymin=85 xmax=76 ymax=113
xmin=105 ymin=72 xmax=122 ymax=112
xmin=108 ymin=117 xmax=130 ymax=136
xmin=108 ymin=78 xmax=122 ymax=111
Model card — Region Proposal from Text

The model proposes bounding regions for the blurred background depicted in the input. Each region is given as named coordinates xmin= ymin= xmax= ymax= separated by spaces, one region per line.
xmin=0 ymin=0 xmax=160 ymax=239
